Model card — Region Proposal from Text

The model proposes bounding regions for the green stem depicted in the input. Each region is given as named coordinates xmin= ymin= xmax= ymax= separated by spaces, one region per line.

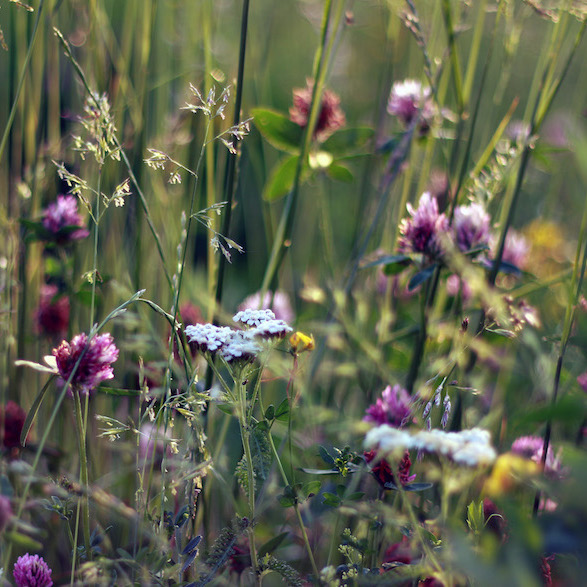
xmin=0 ymin=0 xmax=45 ymax=166
xmin=73 ymin=389 xmax=91 ymax=560
xmin=215 ymin=0 xmax=251 ymax=316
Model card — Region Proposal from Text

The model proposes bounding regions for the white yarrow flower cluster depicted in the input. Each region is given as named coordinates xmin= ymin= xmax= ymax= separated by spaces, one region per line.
xmin=184 ymin=323 xmax=232 ymax=353
xmin=219 ymin=330 xmax=261 ymax=363
xmin=233 ymin=309 xmax=276 ymax=327
xmin=365 ymin=425 xmax=496 ymax=468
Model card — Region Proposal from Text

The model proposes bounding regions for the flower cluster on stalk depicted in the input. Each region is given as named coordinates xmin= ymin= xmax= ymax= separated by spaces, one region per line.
xmin=13 ymin=553 xmax=53 ymax=587
xmin=185 ymin=309 xmax=292 ymax=366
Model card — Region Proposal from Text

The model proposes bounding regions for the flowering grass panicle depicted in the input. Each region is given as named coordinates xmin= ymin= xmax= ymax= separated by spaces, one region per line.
xmin=13 ymin=553 xmax=53 ymax=587
xmin=364 ymin=384 xmax=412 ymax=428
xmin=53 ymin=333 xmax=119 ymax=395
xmin=42 ymin=195 xmax=89 ymax=243
xmin=289 ymin=79 xmax=346 ymax=142
xmin=398 ymin=192 xmax=449 ymax=259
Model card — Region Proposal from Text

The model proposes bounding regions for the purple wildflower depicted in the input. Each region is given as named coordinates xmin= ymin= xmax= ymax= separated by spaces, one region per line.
xmin=446 ymin=274 xmax=472 ymax=302
xmin=511 ymin=435 xmax=561 ymax=477
xmin=35 ymin=284 xmax=70 ymax=337
xmin=364 ymin=384 xmax=412 ymax=428
xmin=387 ymin=79 xmax=435 ymax=131
xmin=398 ymin=192 xmax=450 ymax=259
xmin=577 ymin=372 xmax=587 ymax=393
xmin=13 ymin=553 xmax=53 ymax=587
xmin=453 ymin=202 xmax=490 ymax=253
xmin=138 ymin=422 xmax=172 ymax=465
xmin=289 ymin=79 xmax=346 ymax=142
xmin=42 ymin=195 xmax=89 ymax=243
xmin=53 ymin=332 xmax=119 ymax=395
xmin=490 ymin=229 xmax=529 ymax=270
xmin=238 ymin=290 xmax=294 ymax=324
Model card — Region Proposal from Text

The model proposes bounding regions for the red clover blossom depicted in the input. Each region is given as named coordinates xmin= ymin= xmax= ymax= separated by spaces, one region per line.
xmin=53 ymin=332 xmax=119 ymax=395
xmin=42 ymin=195 xmax=89 ymax=243
xmin=289 ymin=79 xmax=346 ymax=142
xmin=13 ymin=553 xmax=53 ymax=587
xmin=364 ymin=384 xmax=412 ymax=428
xmin=398 ymin=192 xmax=450 ymax=259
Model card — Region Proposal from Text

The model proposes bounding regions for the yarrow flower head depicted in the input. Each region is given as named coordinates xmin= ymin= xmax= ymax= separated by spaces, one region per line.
xmin=233 ymin=309 xmax=276 ymax=327
xmin=219 ymin=330 xmax=261 ymax=364
xmin=453 ymin=202 xmax=491 ymax=253
xmin=53 ymin=333 xmax=119 ymax=395
xmin=251 ymin=319 xmax=293 ymax=341
xmin=387 ymin=79 xmax=434 ymax=130
xmin=35 ymin=284 xmax=70 ymax=337
xmin=13 ymin=553 xmax=53 ymax=587
xmin=398 ymin=192 xmax=449 ymax=259
xmin=364 ymin=384 xmax=412 ymax=428
xmin=238 ymin=290 xmax=295 ymax=324
xmin=365 ymin=425 xmax=496 ymax=468
xmin=42 ymin=195 xmax=89 ymax=243
xmin=185 ymin=323 xmax=233 ymax=354
xmin=289 ymin=79 xmax=346 ymax=142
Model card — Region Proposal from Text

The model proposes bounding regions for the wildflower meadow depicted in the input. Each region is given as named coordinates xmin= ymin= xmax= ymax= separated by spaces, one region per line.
xmin=2 ymin=1 xmax=587 ymax=585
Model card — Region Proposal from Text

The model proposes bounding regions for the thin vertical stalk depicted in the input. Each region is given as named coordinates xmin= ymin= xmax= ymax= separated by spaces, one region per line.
xmin=73 ymin=389 xmax=91 ymax=558
xmin=0 ymin=0 xmax=45 ymax=166
xmin=215 ymin=0 xmax=251 ymax=316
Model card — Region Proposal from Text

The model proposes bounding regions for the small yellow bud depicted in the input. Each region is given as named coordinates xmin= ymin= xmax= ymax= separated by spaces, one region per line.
xmin=289 ymin=331 xmax=315 ymax=355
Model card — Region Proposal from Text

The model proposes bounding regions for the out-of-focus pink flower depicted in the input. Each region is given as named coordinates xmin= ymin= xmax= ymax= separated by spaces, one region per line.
xmin=13 ymin=553 xmax=53 ymax=587
xmin=364 ymin=384 xmax=412 ymax=428
xmin=453 ymin=203 xmax=490 ymax=253
xmin=511 ymin=435 xmax=561 ymax=478
xmin=1 ymin=401 xmax=27 ymax=450
xmin=289 ymin=79 xmax=346 ymax=142
xmin=490 ymin=230 xmax=529 ymax=270
xmin=388 ymin=79 xmax=435 ymax=132
xmin=53 ymin=332 xmax=119 ymax=395
xmin=35 ymin=284 xmax=70 ymax=337
xmin=577 ymin=371 xmax=587 ymax=393
xmin=238 ymin=290 xmax=294 ymax=325
xmin=446 ymin=274 xmax=472 ymax=302
xmin=42 ymin=195 xmax=89 ymax=243
xmin=398 ymin=192 xmax=450 ymax=259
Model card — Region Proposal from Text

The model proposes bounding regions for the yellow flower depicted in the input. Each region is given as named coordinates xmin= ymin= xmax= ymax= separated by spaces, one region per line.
xmin=483 ymin=452 xmax=540 ymax=497
xmin=289 ymin=331 xmax=315 ymax=355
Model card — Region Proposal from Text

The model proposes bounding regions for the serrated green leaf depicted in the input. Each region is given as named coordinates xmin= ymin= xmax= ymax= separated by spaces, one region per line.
xmin=251 ymin=108 xmax=303 ymax=153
